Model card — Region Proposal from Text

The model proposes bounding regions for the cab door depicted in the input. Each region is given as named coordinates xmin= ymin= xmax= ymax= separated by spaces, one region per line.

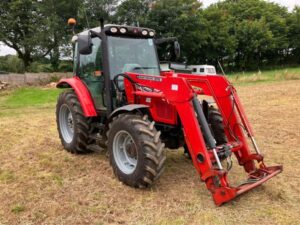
xmin=74 ymin=37 xmax=106 ymax=111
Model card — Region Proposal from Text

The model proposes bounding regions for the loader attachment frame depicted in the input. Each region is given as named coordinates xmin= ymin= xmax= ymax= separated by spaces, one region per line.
xmin=123 ymin=71 xmax=282 ymax=205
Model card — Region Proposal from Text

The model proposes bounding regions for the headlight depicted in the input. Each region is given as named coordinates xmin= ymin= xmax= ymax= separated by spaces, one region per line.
xmin=110 ymin=27 xmax=118 ymax=33
xmin=142 ymin=30 xmax=148 ymax=36
xmin=149 ymin=31 xmax=155 ymax=37
xmin=120 ymin=27 xmax=127 ymax=33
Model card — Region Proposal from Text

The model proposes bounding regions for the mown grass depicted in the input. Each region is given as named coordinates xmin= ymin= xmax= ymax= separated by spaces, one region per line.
xmin=0 ymin=87 xmax=61 ymax=117
xmin=0 ymin=78 xmax=299 ymax=224
xmin=11 ymin=204 xmax=25 ymax=214
xmin=0 ymin=87 xmax=61 ymax=109
xmin=227 ymin=66 xmax=300 ymax=84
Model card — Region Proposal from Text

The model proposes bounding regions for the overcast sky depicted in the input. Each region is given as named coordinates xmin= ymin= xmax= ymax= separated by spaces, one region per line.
xmin=0 ymin=0 xmax=299 ymax=56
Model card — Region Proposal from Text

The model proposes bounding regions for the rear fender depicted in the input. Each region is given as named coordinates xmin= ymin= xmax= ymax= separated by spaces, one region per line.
xmin=56 ymin=77 xmax=97 ymax=117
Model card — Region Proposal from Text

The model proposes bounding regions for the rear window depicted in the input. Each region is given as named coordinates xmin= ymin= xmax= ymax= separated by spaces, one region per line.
xmin=207 ymin=68 xmax=216 ymax=74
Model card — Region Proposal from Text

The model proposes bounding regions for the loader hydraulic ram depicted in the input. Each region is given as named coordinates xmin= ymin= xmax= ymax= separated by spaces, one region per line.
xmin=56 ymin=22 xmax=282 ymax=206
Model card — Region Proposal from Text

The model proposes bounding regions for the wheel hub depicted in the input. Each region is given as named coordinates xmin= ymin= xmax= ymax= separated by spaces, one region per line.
xmin=67 ymin=113 xmax=74 ymax=130
xmin=125 ymin=142 xmax=137 ymax=158
xmin=59 ymin=104 xmax=74 ymax=144
xmin=113 ymin=130 xmax=138 ymax=174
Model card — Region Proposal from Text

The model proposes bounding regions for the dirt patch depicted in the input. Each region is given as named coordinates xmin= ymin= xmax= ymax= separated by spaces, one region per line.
xmin=0 ymin=80 xmax=299 ymax=224
xmin=0 ymin=81 xmax=9 ymax=91
xmin=44 ymin=82 xmax=57 ymax=89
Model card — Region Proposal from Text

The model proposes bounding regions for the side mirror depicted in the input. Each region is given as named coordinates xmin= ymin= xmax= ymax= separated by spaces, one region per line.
xmin=78 ymin=34 xmax=92 ymax=55
xmin=174 ymin=41 xmax=180 ymax=59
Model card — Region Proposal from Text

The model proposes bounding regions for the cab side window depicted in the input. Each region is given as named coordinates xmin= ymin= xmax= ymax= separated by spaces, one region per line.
xmin=79 ymin=38 xmax=102 ymax=77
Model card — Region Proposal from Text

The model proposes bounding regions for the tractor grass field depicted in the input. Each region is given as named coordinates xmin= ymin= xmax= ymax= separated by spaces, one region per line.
xmin=0 ymin=73 xmax=300 ymax=224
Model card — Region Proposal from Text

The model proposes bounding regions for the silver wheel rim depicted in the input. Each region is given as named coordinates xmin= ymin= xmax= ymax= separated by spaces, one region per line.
xmin=59 ymin=104 xmax=74 ymax=144
xmin=113 ymin=130 xmax=138 ymax=174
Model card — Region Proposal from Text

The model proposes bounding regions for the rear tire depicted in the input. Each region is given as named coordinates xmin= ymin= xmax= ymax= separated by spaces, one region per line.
xmin=56 ymin=90 xmax=92 ymax=154
xmin=107 ymin=114 xmax=166 ymax=188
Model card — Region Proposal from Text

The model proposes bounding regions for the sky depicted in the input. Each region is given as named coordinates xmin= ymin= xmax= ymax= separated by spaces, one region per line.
xmin=0 ymin=0 xmax=299 ymax=56
xmin=0 ymin=43 xmax=16 ymax=56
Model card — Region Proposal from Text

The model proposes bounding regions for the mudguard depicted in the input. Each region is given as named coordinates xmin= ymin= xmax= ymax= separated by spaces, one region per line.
xmin=108 ymin=104 xmax=149 ymax=121
xmin=56 ymin=77 xmax=97 ymax=117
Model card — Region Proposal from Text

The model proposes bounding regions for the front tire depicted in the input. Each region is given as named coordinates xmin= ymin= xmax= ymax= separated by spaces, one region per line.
xmin=107 ymin=114 xmax=166 ymax=188
xmin=56 ymin=90 xmax=92 ymax=153
xmin=207 ymin=106 xmax=228 ymax=145
xmin=184 ymin=106 xmax=227 ymax=157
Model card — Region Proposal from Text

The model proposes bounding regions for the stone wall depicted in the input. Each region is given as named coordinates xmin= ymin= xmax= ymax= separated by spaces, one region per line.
xmin=0 ymin=72 xmax=73 ymax=86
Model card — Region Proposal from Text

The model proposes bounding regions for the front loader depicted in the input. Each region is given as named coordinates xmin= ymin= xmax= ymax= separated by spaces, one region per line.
xmin=56 ymin=19 xmax=282 ymax=206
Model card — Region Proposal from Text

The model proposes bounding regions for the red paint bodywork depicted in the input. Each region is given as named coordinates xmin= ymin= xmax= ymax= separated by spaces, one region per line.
xmin=124 ymin=71 xmax=282 ymax=205
xmin=57 ymin=77 xmax=97 ymax=117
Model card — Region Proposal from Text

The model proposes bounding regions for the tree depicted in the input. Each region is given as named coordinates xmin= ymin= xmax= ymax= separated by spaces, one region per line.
xmin=0 ymin=0 xmax=297 ymax=72
xmin=288 ymin=7 xmax=300 ymax=63
xmin=202 ymin=0 xmax=290 ymax=70
xmin=201 ymin=5 xmax=236 ymax=68
xmin=0 ymin=0 xmax=52 ymax=70
xmin=146 ymin=0 xmax=207 ymax=64
xmin=235 ymin=18 xmax=273 ymax=69
xmin=38 ymin=0 xmax=81 ymax=71
xmin=79 ymin=0 xmax=119 ymax=28
xmin=113 ymin=0 xmax=154 ymax=26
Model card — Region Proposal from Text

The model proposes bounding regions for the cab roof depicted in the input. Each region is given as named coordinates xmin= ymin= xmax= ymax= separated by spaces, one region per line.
xmin=73 ymin=24 xmax=155 ymax=42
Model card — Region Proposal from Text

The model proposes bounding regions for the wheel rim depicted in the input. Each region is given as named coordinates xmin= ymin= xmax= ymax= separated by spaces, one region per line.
xmin=59 ymin=104 xmax=74 ymax=144
xmin=113 ymin=130 xmax=138 ymax=174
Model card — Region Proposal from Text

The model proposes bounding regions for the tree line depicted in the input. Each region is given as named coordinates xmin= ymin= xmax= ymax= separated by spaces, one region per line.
xmin=0 ymin=0 xmax=299 ymax=73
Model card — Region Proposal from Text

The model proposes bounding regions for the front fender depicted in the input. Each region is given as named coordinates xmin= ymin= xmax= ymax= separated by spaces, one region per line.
xmin=57 ymin=77 xmax=97 ymax=117
xmin=108 ymin=104 xmax=149 ymax=122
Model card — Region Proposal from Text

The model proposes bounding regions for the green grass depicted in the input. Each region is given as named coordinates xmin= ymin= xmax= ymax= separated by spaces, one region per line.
xmin=0 ymin=87 xmax=61 ymax=109
xmin=0 ymin=170 xmax=15 ymax=183
xmin=11 ymin=204 xmax=25 ymax=214
xmin=227 ymin=66 xmax=300 ymax=84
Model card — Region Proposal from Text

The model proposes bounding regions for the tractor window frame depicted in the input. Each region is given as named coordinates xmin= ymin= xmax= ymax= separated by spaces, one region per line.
xmin=73 ymin=43 xmax=79 ymax=75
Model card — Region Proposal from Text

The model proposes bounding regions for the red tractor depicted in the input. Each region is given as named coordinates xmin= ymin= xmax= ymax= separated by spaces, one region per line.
xmin=56 ymin=20 xmax=282 ymax=206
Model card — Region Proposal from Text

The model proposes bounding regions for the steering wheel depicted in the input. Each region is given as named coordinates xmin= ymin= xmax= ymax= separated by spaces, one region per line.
xmin=122 ymin=64 xmax=145 ymax=75
xmin=113 ymin=73 xmax=136 ymax=92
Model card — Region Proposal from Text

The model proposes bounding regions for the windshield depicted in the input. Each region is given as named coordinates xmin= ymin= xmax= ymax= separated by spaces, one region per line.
xmin=108 ymin=36 xmax=160 ymax=79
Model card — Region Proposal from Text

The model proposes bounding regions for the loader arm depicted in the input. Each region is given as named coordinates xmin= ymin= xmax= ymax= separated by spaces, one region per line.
xmin=124 ymin=71 xmax=282 ymax=205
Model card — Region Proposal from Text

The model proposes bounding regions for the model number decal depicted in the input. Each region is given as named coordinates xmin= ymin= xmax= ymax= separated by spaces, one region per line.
xmin=137 ymin=75 xmax=162 ymax=82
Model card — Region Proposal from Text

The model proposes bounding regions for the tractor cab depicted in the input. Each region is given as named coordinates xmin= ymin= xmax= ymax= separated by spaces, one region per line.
xmin=71 ymin=25 xmax=161 ymax=112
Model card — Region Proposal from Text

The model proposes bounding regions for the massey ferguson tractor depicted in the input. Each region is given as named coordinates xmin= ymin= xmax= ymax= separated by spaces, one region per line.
xmin=56 ymin=19 xmax=282 ymax=206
